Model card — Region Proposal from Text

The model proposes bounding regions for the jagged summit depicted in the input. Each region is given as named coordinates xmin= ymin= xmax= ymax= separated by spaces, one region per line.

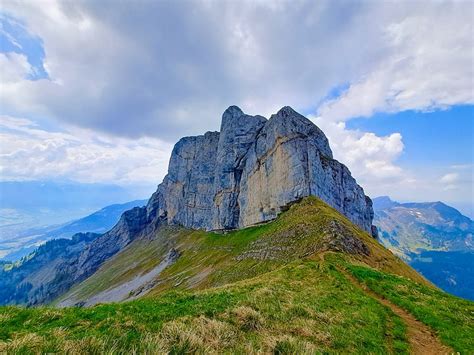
xmin=220 ymin=105 xmax=266 ymax=135
xmin=147 ymin=105 xmax=373 ymax=233
xmin=274 ymin=105 xmax=298 ymax=117
xmin=222 ymin=105 xmax=244 ymax=120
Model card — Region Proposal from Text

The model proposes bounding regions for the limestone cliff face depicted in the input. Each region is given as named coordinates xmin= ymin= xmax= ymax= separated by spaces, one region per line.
xmin=212 ymin=107 xmax=267 ymax=229
xmin=0 ymin=105 xmax=376 ymax=307
xmin=147 ymin=106 xmax=375 ymax=234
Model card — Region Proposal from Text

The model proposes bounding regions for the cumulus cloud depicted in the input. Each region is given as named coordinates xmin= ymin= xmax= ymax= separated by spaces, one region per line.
xmin=308 ymin=115 xmax=412 ymax=197
xmin=0 ymin=52 xmax=32 ymax=82
xmin=0 ymin=115 xmax=172 ymax=185
xmin=317 ymin=3 xmax=473 ymax=122
xmin=1 ymin=1 xmax=470 ymax=141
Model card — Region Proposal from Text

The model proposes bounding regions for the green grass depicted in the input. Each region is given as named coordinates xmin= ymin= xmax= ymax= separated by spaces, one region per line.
xmin=60 ymin=196 xmax=428 ymax=306
xmin=0 ymin=258 xmax=412 ymax=354
xmin=346 ymin=262 xmax=474 ymax=353
xmin=1 ymin=197 xmax=472 ymax=353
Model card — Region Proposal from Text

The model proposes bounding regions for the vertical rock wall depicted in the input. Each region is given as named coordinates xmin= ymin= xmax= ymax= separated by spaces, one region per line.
xmin=146 ymin=106 xmax=375 ymax=234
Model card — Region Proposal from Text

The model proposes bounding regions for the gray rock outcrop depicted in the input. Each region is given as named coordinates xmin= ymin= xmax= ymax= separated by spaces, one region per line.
xmin=147 ymin=105 xmax=375 ymax=234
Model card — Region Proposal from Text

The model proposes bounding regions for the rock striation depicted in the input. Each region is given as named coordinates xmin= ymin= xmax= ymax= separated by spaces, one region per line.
xmin=147 ymin=105 xmax=374 ymax=234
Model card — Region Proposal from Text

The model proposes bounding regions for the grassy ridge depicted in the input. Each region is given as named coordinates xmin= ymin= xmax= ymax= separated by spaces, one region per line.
xmin=1 ymin=258 xmax=411 ymax=353
xmin=1 ymin=197 xmax=472 ymax=353
xmin=58 ymin=197 xmax=427 ymax=306
xmin=346 ymin=261 xmax=474 ymax=353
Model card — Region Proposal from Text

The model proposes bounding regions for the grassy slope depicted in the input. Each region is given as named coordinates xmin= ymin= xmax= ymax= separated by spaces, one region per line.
xmin=346 ymin=260 xmax=474 ymax=352
xmin=58 ymin=196 xmax=426 ymax=306
xmin=1 ymin=197 xmax=473 ymax=353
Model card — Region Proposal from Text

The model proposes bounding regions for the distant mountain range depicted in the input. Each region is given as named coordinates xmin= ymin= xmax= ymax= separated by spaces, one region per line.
xmin=373 ymin=196 xmax=474 ymax=300
xmin=0 ymin=180 xmax=153 ymax=258
xmin=0 ymin=199 xmax=148 ymax=261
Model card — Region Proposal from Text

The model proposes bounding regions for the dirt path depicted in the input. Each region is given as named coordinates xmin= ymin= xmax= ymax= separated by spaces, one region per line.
xmin=341 ymin=268 xmax=453 ymax=354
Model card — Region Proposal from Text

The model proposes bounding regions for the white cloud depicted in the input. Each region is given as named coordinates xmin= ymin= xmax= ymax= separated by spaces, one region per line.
xmin=439 ymin=169 xmax=473 ymax=197
xmin=0 ymin=115 xmax=172 ymax=185
xmin=317 ymin=4 xmax=473 ymax=122
xmin=440 ymin=173 xmax=459 ymax=184
xmin=440 ymin=173 xmax=460 ymax=191
xmin=1 ymin=1 xmax=470 ymax=141
xmin=0 ymin=52 xmax=32 ymax=82
xmin=309 ymin=115 xmax=411 ymax=197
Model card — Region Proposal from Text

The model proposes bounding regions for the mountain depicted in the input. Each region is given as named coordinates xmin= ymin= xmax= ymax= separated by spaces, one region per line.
xmin=0 ymin=232 xmax=100 ymax=305
xmin=373 ymin=196 xmax=474 ymax=300
xmin=374 ymin=196 xmax=473 ymax=256
xmin=0 ymin=106 xmax=376 ymax=307
xmin=0 ymin=200 xmax=148 ymax=261
xmin=0 ymin=107 xmax=472 ymax=353
xmin=0 ymin=180 xmax=152 ymax=259
xmin=1 ymin=197 xmax=472 ymax=353
xmin=147 ymin=106 xmax=375 ymax=234
xmin=372 ymin=195 xmax=399 ymax=210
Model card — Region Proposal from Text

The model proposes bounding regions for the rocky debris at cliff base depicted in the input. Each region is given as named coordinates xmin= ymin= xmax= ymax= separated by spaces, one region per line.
xmin=58 ymin=248 xmax=180 ymax=307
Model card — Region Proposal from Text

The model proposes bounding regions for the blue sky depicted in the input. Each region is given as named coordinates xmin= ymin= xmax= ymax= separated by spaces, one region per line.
xmin=344 ymin=106 xmax=473 ymax=216
xmin=0 ymin=13 xmax=48 ymax=80
xmin=346 ymin=106 xmax=473 ymax=168
xmin=0 ymin=1 xmax=473 ymax=217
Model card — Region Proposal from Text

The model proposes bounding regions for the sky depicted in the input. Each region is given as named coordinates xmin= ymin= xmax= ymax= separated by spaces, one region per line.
xmin=0 ymin=0 xmax=473 ymax=217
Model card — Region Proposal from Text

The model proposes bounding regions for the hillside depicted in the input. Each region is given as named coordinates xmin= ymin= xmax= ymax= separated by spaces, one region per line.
xmin=0 ymin=233 xmax=100 ymax=305
xmin=1 ymin=199 xmax=148 ymax=262
xmin=410 ymin=250 xmax=474 ymax=301
xmin=1 ymin=197 xmax=472 ymax=353
xmin=374 ymin=196 xmax=473 ymax=257
xmin=56 ymin=197 xmax=421 ymax=308
xmin=0 ymin=200 xmax=148 ymax=306
xmin=373 ymin=196 xmax=474 ymax=300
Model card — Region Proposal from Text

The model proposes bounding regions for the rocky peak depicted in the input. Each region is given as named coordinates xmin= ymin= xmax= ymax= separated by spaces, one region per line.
xmin=274 ymin=105 xmax=298 ymax=118
xmin=147 ymin=106 xmax=375 ymax=234
xmin=266 ymin=105 xmax=333 ymax=159
xmin=373 ymin=196 xmax=399 ymax=211
xmin=221 ymin=105 xmax=244 ymax=125
xmin=0 ymin=105 xmax=377 ymax=306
